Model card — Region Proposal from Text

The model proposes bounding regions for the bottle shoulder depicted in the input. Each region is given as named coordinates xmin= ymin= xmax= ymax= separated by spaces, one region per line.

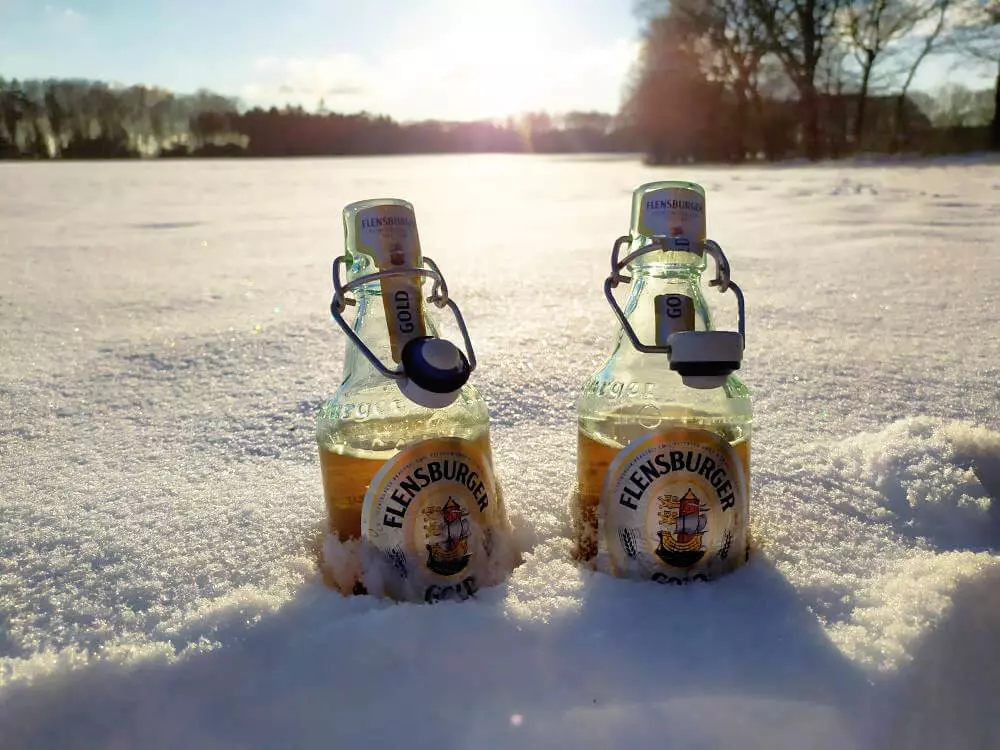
xmin=317 ymin=378 xmax=490 ymax=446
xmin=578 ymin=354 xmax=751 ymax=421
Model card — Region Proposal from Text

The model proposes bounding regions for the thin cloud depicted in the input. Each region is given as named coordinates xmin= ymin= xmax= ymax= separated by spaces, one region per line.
xmin=242 ymin=39 xmax=638 ymax=119
xmin=44 ymin=5 xmax=83 ymax=21
xmin=42 ymin=4 xmax=85 ymax=35
xmin=274 ymin=83 xmax=365 ymax=97
xmin=284 ymin=55 xmax=371 ymax=93
xmin=376 ymin=36 xmax=639 ymax=120
xmin=323 ymin=85 xmax=366 ymax=96
xmin=243 ymin=54 xmax=372 ymax=107
xmin=254 ymin=56 xmax=280 ymax=71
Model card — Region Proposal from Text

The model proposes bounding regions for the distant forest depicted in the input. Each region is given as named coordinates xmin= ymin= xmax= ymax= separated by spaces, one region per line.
xmin=1 ymin=0 xmax=997 ymax=163
xmin=0 ymin=82 xmax=637 ymax=159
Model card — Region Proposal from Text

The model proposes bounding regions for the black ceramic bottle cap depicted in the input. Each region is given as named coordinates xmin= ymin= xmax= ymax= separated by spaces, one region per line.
xmin=401 ymin=336 xmax=471 ymax=395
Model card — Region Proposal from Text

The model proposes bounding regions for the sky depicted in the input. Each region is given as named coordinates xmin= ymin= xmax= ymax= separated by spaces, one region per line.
xmin=0 ymin=0 xmax=995 ymax=122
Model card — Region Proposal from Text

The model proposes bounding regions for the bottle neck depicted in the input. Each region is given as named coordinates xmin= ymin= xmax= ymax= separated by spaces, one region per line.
xmin=626 ymin=231 xmax=708 ymax=272
xmin=341 ymin=253 xmax=438 ymax=385
xmin=611 ymin=263 xmax=712 ymax=360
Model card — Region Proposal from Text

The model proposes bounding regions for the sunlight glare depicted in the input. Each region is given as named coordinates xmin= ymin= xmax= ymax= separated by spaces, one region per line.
xmin=384 ymin=9 xmax=630 ymax=121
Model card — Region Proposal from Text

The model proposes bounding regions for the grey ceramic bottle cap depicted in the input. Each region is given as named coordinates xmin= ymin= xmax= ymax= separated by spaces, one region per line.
xmin=667 ymin=330 xmax=743 ymax=389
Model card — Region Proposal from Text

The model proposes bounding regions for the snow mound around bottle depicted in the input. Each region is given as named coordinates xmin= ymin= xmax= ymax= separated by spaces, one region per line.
xmin=4 ymin=417 xmax=999 ymax=750
xmin=320 ymin=524 xmax=522 ymax=603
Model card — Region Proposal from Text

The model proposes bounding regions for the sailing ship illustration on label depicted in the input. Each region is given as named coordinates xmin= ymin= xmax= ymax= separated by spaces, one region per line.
xmin=598 ymin=427 xmax=748 ymax=582
xmin=655 ymin=489 xmax=708 ymax=567
xmin=425 ymin=497 xmax=472 ymax=576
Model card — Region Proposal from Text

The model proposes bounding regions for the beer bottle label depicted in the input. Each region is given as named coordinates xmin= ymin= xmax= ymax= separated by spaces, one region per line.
xmin=360 ymin=437 xmax=513 ymax=602
xmin=598 ymin=427 xmax=749 ymax=584
xmin=636 ymin=187 xmax=705 ymax=248
xmin=354 ymin=204 xmax=427 ymax=362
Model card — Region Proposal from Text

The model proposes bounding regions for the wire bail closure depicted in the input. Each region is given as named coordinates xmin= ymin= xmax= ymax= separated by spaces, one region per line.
xmin=329 ymin=255 xmax=478 ymax=385
xmin=604 ymin=234 xmax=746 ymax=389
xmin=603 ymin=235 xmax=746 ymax=355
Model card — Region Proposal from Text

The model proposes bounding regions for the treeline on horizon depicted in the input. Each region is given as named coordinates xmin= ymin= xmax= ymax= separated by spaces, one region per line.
xmin=0 ymin=80 xmax=638 ymax=159
xmin=1 ymin=0 xmax=997 ymax=163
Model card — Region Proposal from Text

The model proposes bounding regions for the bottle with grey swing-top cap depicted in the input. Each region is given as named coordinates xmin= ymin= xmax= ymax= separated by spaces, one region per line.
xmin=318 ymin=198 xmax=517 ymax=602
xmin=573 ymin=180 xmax=752 ymax=584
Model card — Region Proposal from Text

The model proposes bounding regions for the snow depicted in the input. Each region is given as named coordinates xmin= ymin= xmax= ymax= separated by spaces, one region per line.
xmin=1 ymin=155 xmax=999 ymax=749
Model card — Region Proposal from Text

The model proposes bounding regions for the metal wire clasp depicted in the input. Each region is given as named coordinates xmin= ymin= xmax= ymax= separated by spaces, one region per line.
xmin=604 ymin=235 xmax=746 ymax=353
xmin=329 ymin=255 xmax=478 ymax=380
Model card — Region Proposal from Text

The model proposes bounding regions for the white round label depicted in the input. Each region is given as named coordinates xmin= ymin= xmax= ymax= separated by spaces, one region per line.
xmin=361 ymin=437 xmax=512 ymax=602
xmin=598 ymin=428 xmax=749 ymax=583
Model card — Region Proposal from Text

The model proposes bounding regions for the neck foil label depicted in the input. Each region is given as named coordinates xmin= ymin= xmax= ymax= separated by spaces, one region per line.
xmin=598 ymin=427 xmax=749 ymax=583
xmin=354 ymin=205 xmax=427 ymax=362
xmin=636 ymin=188 xmax=706 ymax=249
xmin=361 ymin=437 xmax=515 ymax=602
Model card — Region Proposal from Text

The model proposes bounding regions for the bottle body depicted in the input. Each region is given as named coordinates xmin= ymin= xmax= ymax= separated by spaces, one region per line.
xmin=318 ymin=399 xmax=494 ymax=539
xmin=318 ymin=199 xmax=515 ymax=601
xmin=574 ymin=181 xmax=752 ymax=583
xmin=318 ymin=377 xmax=509 ymax=601
xmin=574 ymin=371 xmax=752 ymax=581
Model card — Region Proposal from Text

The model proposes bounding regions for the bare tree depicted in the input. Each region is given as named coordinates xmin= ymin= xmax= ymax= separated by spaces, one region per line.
xmin=885 ymin=0 xmax=953 ymax=147
xmin=843 ymin=0 xmax=949 ymax=146
xmin=818 ymin=37 xmax=855 ymax=155
xmin=915 ymin=82 xmax=996 ymax=124
xmin=634 ymin=0 xmax=772 ymax=159
xmin=944 ymin=0 xmax=1000 ymax=149
xmin=685 ymin=0 xmax=771 ymax=159
xmin=750 ymin=0 xmax=847 ymax=160
xmin=623 ymin=12 xmax=723 ymax=162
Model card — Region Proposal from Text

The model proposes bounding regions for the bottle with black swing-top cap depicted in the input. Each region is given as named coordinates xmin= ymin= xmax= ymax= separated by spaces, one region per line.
xmin=317 ymin=198 xmax=516 ymax=602
xmin=573 ymin=180 xmax=752 ymax=584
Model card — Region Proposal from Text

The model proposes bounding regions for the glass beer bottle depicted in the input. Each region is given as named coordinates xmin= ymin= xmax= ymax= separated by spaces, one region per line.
xmin=574 ymin=180 xmax=752 ymax=584
xmin=318 ymin=198 xmax=515 ymax=602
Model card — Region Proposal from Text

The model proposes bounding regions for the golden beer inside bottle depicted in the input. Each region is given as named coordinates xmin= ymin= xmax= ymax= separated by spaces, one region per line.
xmin=319 ymin=416 xmax=494 ymax=541
xmin=573 ymin=405 xmax=750 ymax=562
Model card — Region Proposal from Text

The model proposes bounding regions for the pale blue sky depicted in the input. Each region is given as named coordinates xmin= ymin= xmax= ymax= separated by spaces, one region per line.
xmin=0 ymin=0 xmax=993 ymax=121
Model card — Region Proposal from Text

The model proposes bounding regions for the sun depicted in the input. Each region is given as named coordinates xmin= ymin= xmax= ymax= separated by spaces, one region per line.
xmin=392 ymin=9 xmax=566 ymax=121
xmin=370 ymin=5 xmax=640 ymax=122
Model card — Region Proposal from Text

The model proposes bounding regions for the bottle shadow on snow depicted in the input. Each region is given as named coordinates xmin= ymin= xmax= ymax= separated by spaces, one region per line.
xmin=0 ymin=556 xmax=878 ymax=750
xmin=879 ymin=565 xmax=1000 ymax=750
xmin=6 ymin=423 xmax=998 ymax=749
xmin=523 ymin=559 xmax=873 ymax=750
